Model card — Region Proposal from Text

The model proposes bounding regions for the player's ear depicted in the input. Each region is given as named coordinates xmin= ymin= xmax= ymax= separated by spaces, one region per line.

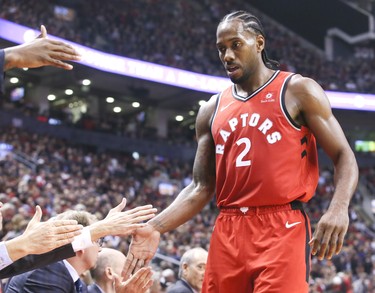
xmin=256 ymin=34 xmax=265 ymax=52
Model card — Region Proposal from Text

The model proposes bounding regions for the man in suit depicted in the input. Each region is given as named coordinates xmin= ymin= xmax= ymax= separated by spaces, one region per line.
xmin=88 ymin=248 xmax=125 ymax=293
xmin=167 ymin=248 xmax=208 ymax=293
xmin=5 ymin=210 xmax=103 ymax=292
xmin=0 ymin=198 xmax=156 ymax=279
xmin=0 ymin=204 xmax=81 ymax=278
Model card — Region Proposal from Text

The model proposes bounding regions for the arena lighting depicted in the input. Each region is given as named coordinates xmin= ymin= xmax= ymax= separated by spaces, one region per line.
xmin=325 ymin=91 xmax=375 ymax=111
xmin=132 ymin=102 xmax=140 ymax=108
xmin=175 ymin=115 xmax=184 ymax=121
xmin=106 ymin=97 xmax=114 ymax=103
xmin=132 ymin=152 xmax=140 ymax=160
xmin=65 ymin=89 xmax=73 ymax=95
xmin=9 ymin=77 xmax=19 ymax=84
xmin=81 ymin=79 xmax=91 ymax=86
xmin=1 ymin=19 xmax=375 ymax=111
xmin=113 ymin=106 xmax=122 ymax=113
xmin=47 ymin=94 xmax=56 ymax=101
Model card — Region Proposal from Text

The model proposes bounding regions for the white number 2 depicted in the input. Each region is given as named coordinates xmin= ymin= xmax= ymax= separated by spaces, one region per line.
xmin=236 ymin=137 xmax=251 ymax=167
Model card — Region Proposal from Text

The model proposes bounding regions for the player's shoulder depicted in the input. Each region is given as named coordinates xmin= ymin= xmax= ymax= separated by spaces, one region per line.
xmin=288 ymin=74 xmax=319 ymax=91
xmin=287 ymin=73 xmax=330 ymax=110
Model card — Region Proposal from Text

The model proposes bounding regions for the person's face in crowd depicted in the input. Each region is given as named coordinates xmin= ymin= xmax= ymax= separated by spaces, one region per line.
xmin=148 ymin=276 xmax=163 ymax=293
xmin=216 ymin=19 xmax=265 ymax=85
xmin=83 ymin=240 xmax=102 ymax=270
xmin=182 ymin=250 xmax=208 ymax=292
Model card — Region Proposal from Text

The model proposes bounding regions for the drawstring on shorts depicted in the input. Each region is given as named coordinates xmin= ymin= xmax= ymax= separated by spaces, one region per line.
xmin=219 ymin=201 xmax=304 ymax=219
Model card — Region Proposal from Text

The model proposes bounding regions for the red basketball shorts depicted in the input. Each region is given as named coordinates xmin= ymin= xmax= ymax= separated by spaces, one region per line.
xmin=202 ymin=201 xmax=311 ymax=293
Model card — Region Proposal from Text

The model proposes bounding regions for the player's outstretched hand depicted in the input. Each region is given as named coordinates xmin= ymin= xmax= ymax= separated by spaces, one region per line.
xmin=122 ymin=223 xmax=160 ymax=280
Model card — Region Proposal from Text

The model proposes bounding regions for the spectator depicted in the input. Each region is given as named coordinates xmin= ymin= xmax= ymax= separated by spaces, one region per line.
xmin=166 ymin=247 xmax=208 ymax=293
xmin=89 ymin=247 xmax=126 ymax=292
xmin=5 ymin=209 xmax=101 ymax=292
xmin=0 ymin=197 xmax=156 ymax=280
xmin=89 ymin=247 xmax=154 ymax=293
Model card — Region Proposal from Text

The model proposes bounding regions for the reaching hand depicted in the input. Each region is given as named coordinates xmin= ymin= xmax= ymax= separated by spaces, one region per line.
xmin=309 ymin=208 xmax=349 ymax=260
xmin=6 ymin=205 xmax=82 ymax=259
xmin=4 ymin=25 xmax=81 ymax=71
xmin=122 ymin=224 xmax=160 ymax=280
xmin=89 ymin=198 xmax=157 ymax=240
xmin=114 ymin=267 xmax=153 ymax=293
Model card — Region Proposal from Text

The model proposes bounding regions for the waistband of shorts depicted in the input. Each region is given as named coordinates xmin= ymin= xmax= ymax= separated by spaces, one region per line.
xmin=219 ymin=200 xmax=303 ymax=215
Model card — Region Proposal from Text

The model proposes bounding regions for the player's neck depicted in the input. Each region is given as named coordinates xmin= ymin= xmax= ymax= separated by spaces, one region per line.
xmin=235 ymin=68 xmax=276 ymax=97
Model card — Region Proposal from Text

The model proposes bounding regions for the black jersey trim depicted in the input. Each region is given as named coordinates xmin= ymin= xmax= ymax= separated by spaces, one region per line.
xmin=280 ymin=74 xmax=301 ymax=130
xmin=210 ymin=93 xmax=222 ymax=130
xmin=232 ymin=70 xmax=280 ymax=101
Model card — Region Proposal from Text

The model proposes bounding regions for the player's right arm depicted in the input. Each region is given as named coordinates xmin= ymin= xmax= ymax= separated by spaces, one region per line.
xmin=148 ymin=95 xmax=217 ymax=234
xmin=123 ymin=95 xmax=218 ymax=279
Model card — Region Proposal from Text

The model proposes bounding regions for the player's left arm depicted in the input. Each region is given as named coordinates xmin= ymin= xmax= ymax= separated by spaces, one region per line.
xmin=287 ymin=75 xmax=358 ymax=260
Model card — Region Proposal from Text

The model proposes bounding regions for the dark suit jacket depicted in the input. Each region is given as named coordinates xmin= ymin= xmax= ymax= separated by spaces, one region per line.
xmin=5 ymin=260 xmax=80 ymax=293
xmin=166 ymin=279 xmax=195 ymax=293
xmin=0 ymin=244 xmax=75 ymax=279
xmin=87 ymin=283 xmax=103 ymax=293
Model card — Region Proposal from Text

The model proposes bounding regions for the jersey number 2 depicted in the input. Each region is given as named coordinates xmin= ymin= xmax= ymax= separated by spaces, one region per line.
xmin=236 ymin=137 xmax=251 ymax=167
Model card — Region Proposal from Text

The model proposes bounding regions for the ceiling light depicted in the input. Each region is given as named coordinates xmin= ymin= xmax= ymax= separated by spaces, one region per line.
xmin=132 ymin=102 xmax=140 ymax=108
xmin=189 ymin=110 xmax=195 ymax=116
xmin=106 ymin=97 xmax=114 ymax=103
xmin=132 ymin=152 xmax=140 ymax=160
xmin=113 ymin=106 xmax=122 ymax=113
xmin=65 ymin=89 xmax=73 ymax=95
xmin=47 ymin=94 xmax=56 ymax=101
xmin=175 ymin=115 xmax=184 ymax=121
xmin=198 ymin=100 xmax=207 ymax=106
xmin=82 ymin=79 xmax=91 ymax=86
xmin=10 ymin=77 xmax=19 ymax=84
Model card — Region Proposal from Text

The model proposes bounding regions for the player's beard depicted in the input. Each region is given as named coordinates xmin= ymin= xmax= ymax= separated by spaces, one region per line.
xmin=229 ymin=68 xmax=250 ymax=85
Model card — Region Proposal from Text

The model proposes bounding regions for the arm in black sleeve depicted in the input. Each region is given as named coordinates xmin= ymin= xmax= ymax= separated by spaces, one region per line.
xmin=0 ymin=244 xmax=75 ymax=279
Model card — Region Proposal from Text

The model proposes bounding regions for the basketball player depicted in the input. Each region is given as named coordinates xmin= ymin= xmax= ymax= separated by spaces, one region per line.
xmin=123 ymin=10 xmax=359 ymax=292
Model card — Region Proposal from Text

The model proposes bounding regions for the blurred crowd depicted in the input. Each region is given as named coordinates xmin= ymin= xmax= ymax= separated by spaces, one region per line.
xmin=0 ymin=127 xmax=373 ymax=292
xmin=1 ymin=0 xmax=375 ymax=94
xmin=1 ymin=0 xmax=375 ymax=145
xmin=0 ymin=1 xmax=375 ymax=292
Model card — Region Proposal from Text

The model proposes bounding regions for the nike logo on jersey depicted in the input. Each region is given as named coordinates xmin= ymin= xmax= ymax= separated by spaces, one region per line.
xmin=220 ymin=101 xmax=235 ymax=112
xmin=285 ymin=221 xmax=302 ymax=229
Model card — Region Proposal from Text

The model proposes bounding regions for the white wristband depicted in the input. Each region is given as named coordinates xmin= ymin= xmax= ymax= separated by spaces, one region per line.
xmin=0 ymin=241 xmax=14 ymax=270
xmin=71 ymin=227 xmax=94 ymax=251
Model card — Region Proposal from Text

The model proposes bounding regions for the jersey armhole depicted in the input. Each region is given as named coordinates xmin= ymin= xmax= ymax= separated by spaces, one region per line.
xmin=209 ymin=93 xmax=222 ymax=130
xmin=280 ymin=74 xmax=302 ymax=130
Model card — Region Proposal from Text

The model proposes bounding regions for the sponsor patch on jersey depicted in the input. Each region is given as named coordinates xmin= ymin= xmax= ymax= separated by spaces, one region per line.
xmin=260 ymin=91 xmax=276 ymax=103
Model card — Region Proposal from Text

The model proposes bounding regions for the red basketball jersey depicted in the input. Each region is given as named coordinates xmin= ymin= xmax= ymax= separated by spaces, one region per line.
xmin=211 ymin=70 xmax=319 ymax=207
